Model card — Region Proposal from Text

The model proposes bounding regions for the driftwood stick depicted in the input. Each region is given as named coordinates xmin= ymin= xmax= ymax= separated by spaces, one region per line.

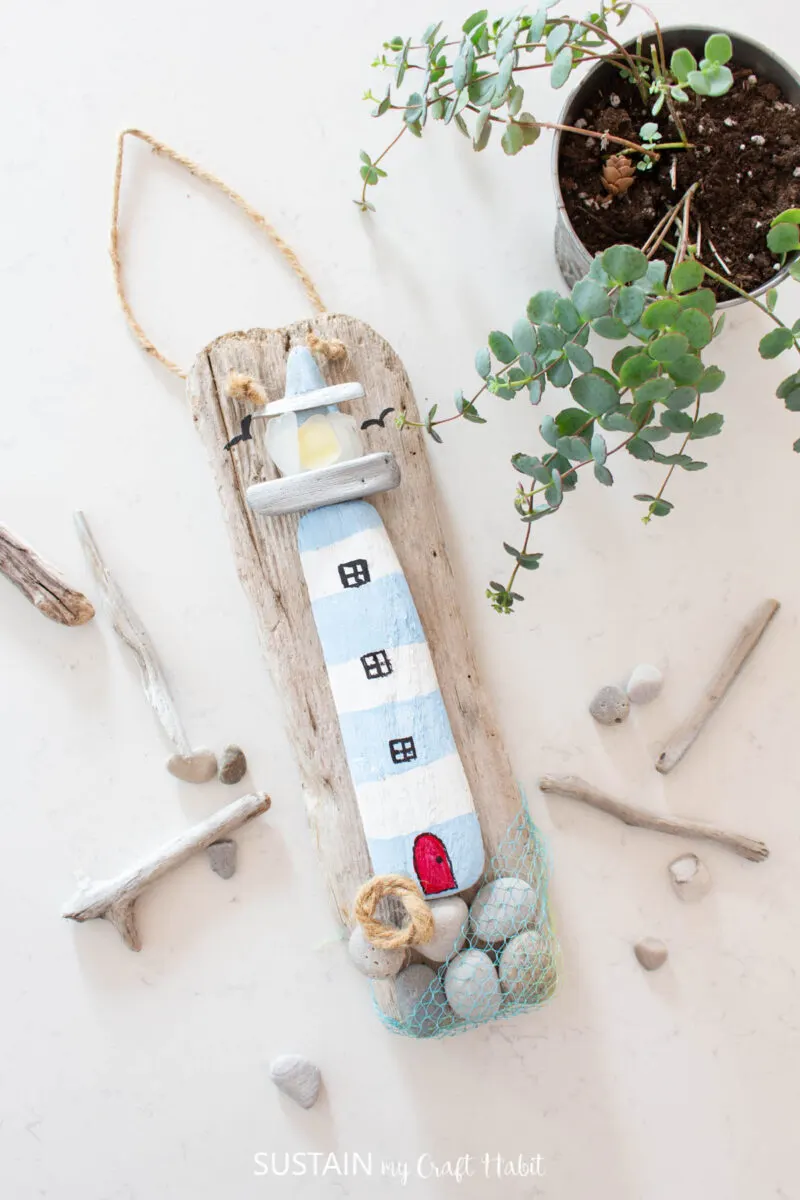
xmin=656 ymin=598 xmax=780 ymax=774
xmin=0 ymin=524 xmax=94 ymax=625
xmin=539 ymin=774 xmax=768 ymax=862
xmin=63 ymin=792 xmax=271 ymax=949
xmin=74 ymin=511 xmax=193 ymax=755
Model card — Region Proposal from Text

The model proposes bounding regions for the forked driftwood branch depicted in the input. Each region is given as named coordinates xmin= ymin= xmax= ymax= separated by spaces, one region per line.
xmin=74 ymin=510 xmax=217 ymax=781
xmin=0 ymin=524 xmax=94 ymax=625
xmin=539 ymin=774 xmax=768 ymax=863
xmin=62 ymin=792 xmax=271 ymax=949
xmin=656 ymin=598 xmax=780 ymax=774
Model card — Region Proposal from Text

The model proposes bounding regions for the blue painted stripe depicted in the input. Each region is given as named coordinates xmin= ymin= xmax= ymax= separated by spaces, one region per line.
xmin=339 ymin=690 xmax=455 ymax=785
xmin=298 ymin=501 xmax=382 ymax=552
xmin=369 ymin=811 xmax=485 ymax=897
xmin=310 ymin=572 xmax=424 ymax=666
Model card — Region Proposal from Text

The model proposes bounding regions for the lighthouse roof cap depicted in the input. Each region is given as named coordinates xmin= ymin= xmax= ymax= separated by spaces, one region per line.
xmin=262 ymin=346 xmax=364 ymax=415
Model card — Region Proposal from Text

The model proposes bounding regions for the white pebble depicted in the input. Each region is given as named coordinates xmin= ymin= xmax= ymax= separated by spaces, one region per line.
xmin=669 ymin=853 xmax=712 ymax=902
xmin=590 ymin=684 xmax=630 ymax=725
xmin=395 ymin=964 xmax=448 ymax=1036
xmin=498 ymin=930 xmax=553 ymax=1002
xmin=634 ymin=937 xmax=668 ymax=971
xmin=723 ymin=117 xmax=737 ymax=127
xmin=347 ymin=926 xmax=406 ymax=979
xmin=269 ymin=1055 xmax=321 ymax=1109
xmin=750 ymin=134 xmax=766 ymax=146
xmin=444 ymin=949 xmax=502 ymax=1021
xmin=609 ymin=93 xmax=621 ymax=107
xmin=793 ymin=167 xmax=800 ymax=178
xmin=626 ymin=663 xmax=664 ymax=705
xmin=469 ymin=877 xmax=539 ymax=944
xmin=419 ymin=896 xmax=468 ymax=963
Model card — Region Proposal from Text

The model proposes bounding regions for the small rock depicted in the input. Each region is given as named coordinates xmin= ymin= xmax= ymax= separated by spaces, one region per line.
xmin=793 ymin=167 xmax=800 ymax=178
xmin=269 ymin=1055 xmax=321 ymax=1109
xmin=669 ymin=853 xmax=712 ymax=902
xmin=634 ymin=937 xmax=668 ymax=971
xmin=469 ymin=877 xmax=539 ymax=944
xmin=723 ymin=117 xmax=737 ymax=127
xmin=574 ymin=117 xmax=588 ymax=129
xmin=609 ymin=93 xmax=621 ymax=107
xmin=498 ymin=930 xmax=553 ymax=1003
xmin=745 ymin=73 xmax=758 ymax=88
xmin=589 ymin=685 xmax=630 ymax=725
xmin=347 ymin=926 xmax=406 ymax=979
xmin=750 ymin=134 xmax=766 ymax=146
xmin=395 ymin=964 xmax=449 ymax=1036
xmin=166 ymin=749 xmax=218 ymax=783
xmin=219 ymin=744 xmax=247 ymax=784
xmin=207 ymin=839 xmax=237 ymax=879
xmin=418 ymin=896 xmax=468 ymax=963
xmin=626 ymin=663 xmax=664 ymax=705
xmin=444 ymin=949 xmax=502 ymax=1021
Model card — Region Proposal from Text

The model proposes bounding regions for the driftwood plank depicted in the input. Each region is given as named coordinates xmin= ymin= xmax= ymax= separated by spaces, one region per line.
xmin=0 ymin=524 xmax=94 ymax=626
xmin=187 ymin=313 xmax=522 ymax=928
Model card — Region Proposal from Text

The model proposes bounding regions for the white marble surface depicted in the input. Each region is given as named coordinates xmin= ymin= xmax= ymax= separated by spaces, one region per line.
xmin=1 ymin=1 xmax=799 ymax=1197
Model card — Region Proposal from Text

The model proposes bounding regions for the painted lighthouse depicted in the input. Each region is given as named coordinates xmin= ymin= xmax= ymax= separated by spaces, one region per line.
xmin=244 ymin=347 xmax=485 ymax=897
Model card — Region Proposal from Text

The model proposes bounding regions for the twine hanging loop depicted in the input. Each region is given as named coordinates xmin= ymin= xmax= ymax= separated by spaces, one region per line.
xmin=353 ymin=874 xmax=435 ymax=949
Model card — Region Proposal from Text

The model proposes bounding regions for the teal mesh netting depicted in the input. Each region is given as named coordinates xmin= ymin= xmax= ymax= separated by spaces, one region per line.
xmin=374 ymin=806 xmax=558 ymax=1038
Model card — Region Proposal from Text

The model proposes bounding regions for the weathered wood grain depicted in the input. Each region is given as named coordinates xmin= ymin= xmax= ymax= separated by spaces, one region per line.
xmin=0 ymin=524 xmax=94 ymax=625
xmin=187 ymin=314 xmax=523 ymax=929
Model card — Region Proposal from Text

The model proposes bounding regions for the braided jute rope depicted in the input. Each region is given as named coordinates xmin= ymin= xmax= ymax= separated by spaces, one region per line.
xmin=353 ymin=875 xmax=435 ymax=949
xmin=110 ymin=128 xmax=343 ymax=379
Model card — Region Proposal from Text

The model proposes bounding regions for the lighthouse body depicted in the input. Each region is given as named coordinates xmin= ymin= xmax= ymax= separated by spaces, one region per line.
xmin=298 ymin=501 xmax=485 ymax=896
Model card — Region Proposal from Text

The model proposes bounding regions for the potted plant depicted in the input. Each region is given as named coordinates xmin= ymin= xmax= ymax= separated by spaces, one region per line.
xmin=357 ymin=6 xmax=800 ymax=612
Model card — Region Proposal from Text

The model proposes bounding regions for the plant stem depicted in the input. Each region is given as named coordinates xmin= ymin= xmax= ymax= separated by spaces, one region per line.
xmin=648 ymin=395 xmax=701 ymax=516
xmin=359 ymin=125 xmax=407 ymax=205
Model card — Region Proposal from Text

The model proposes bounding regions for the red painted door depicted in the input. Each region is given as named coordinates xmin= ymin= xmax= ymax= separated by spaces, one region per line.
xmin=413 ymin=833 xmax=457 ymax=895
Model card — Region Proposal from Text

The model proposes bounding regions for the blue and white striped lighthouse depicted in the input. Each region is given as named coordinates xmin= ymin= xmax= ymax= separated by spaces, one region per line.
xmin=246 ymin=347 xmax=485 ymax=897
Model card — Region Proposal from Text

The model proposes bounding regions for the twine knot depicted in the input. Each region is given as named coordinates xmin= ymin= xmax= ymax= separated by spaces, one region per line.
xmin=307 ymin=332 xmax=348 ymax=362
xmin=353 ymin=874 xmax=434 ymax=949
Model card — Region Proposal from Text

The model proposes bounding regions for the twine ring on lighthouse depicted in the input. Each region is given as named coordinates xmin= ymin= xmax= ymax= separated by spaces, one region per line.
xmin=245 ymin=347 xmax=485 ymax=897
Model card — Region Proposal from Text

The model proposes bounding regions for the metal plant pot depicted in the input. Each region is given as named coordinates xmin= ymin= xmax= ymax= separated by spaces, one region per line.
xmin=551 ymin=26 xmax=800 ymax=307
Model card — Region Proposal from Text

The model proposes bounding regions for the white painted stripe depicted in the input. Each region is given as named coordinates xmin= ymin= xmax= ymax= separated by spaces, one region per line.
xmin=326 ymin=641 xmax=435 ymax=712
xmin=300 ymin=525 xmax=402 ymax=602
xmin=355 ymin=753 xmax=477 ymax=840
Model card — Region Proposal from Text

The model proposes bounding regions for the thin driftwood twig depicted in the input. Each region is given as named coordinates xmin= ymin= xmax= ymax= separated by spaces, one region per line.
xmin=656 ymin=598 xmax=780 ymax=774
xmin=0 ymin=524 xmax=94 ymax=625
xmin=539 ymin=774 xmax=768 ymax=863
xmin=62 ymin=791 xmax=271 ymax=949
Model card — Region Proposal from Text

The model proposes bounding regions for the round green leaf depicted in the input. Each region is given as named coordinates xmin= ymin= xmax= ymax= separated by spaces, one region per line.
xmin=667 ymin=354 xmax=704 ymax=386
xmin=704 ymin=32 xmax=732 ymax=64
xmin=642 ymin=298 xmax=681 ymax=329
xmin=616 ymin=286 xmax=646 ymax=326
xmin=626 ymin=437 xmax=656 ymax=461
xmin=690 ymin=413 xmax=724 ymax=439
xmin=554 ymin=298 xmax=581 ymax=333
xmin=511 ymin=317 xmax=538 ymax=357
xmin=670 ymin=47 xmax=697 ymax=81
xmin=759 ymin=327 xmax=795 ymax=359
xmin=634 ymin=378 xmax=675 ymax=405
xmin=594 ymin=463 xmax=614 ymax=486
xmin=687 ymin=69 xmax=710 ymax=95
xmin=697 ymin=365 xmax=725 ymax=393
xmin=704 ymin=63 xmax=734 ymax=96
xmin=564 ymin=342 xmax=594 ymax=373
xmin=649 ymin=332 xmax=690 ymax=363
xmin=572 ymin=279 xmax=610 ymax=320
xmin=551 ymin=46 xmax=573 ymax=89
xmin=612 ymin=345 xmax=640 ymax=374
xmin=678 ymin=288 xmax=717 ymax=316
xmin=547 ymin=357 xmax=573 ymax=388
xmin=670 ymin=260 xmax=705 ymax=294
xmin=674 ymin=308 xmax=714 ymax=349
xmin=602 ymin=245 xmax=649 ymax=284
xmin=546 ymin=23 xmax=570 ymax=54
xmin=488 ymin=330 xmax=517 ymax=363
xmin=767 ymin=224 xmax=800 ymax=255
xmin=475 ymin=346 xmax=491 ymax=378
xmin=539 ymin=323 xmax=566 ymax=351
xmin=590 ymin=432 xmax=607 ymax=465
xmin=592 ymin=316 xmax=629 ymax=339
xmin=527 ymin=290 xmax=560 ymax=324
xmin=773 ymin=208 xmax=800 ymax=227
xmin=619 ymin=353 xmax=659 ymax=387
xmin=570 ymin=372 xmax=619 ymax=415
xmin=501 ymin=122 xmax=524 ymax=155
xmin=660 ymin=409 xmax=693 ymax=433
xmin=663 ymin=385 xmax=698 ymax=410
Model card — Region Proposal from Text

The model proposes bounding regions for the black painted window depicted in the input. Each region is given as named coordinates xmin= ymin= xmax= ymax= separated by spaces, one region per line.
xmin=338 ymin=559 xmax=371 ymax=589
xmin=389 ymin=736 xmax=417 ymax=764
xmin=361 ymin=650 xmax=393 ymax=680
